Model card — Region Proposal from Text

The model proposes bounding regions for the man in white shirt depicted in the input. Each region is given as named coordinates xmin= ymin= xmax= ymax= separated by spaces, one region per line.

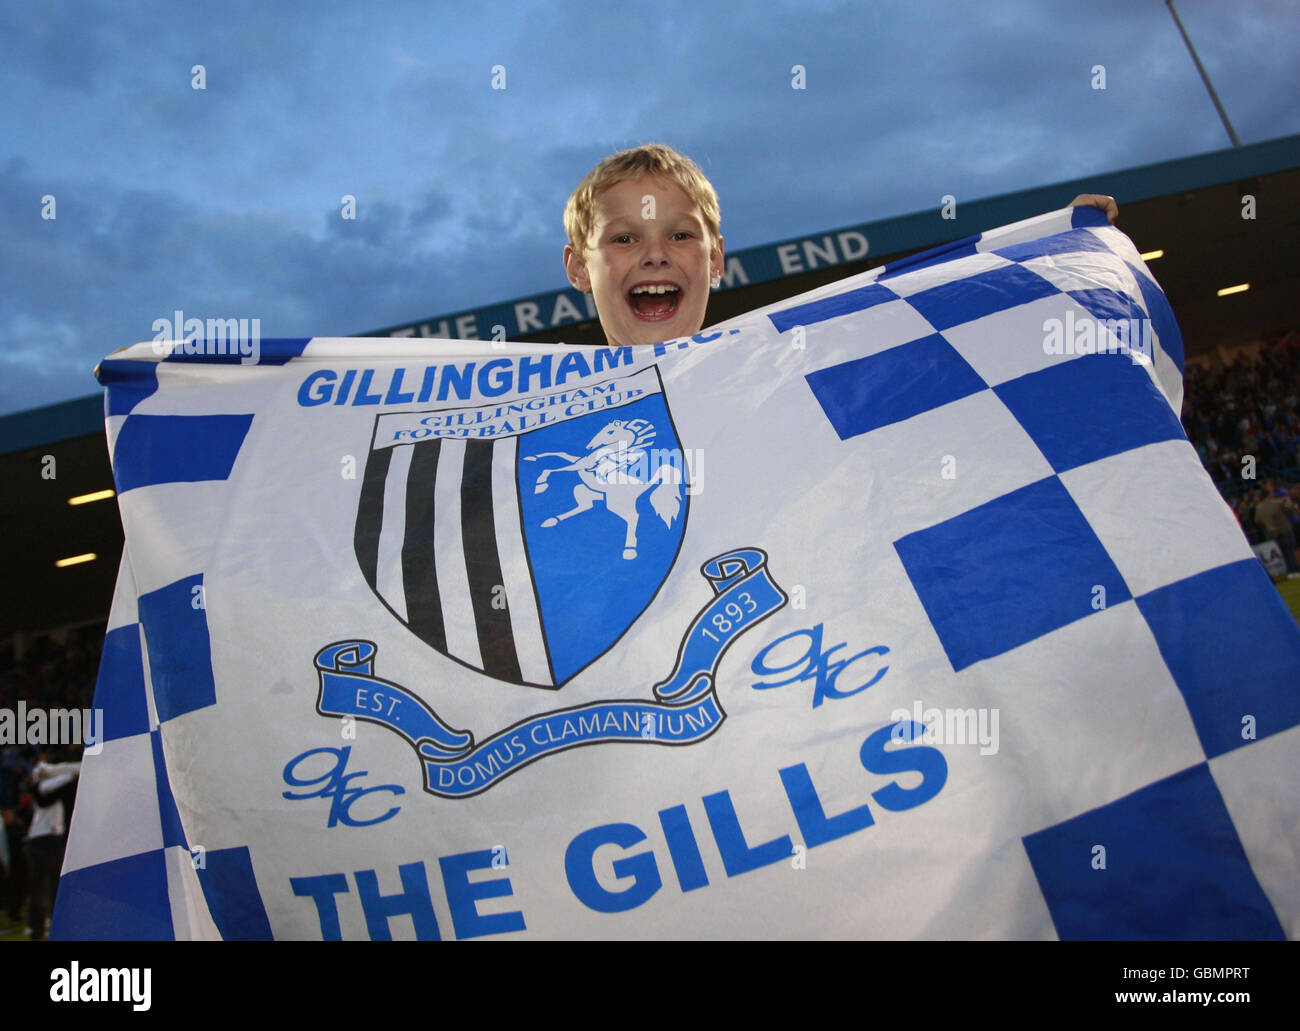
xmin=25 ymin=752 xmax=80 ymax=940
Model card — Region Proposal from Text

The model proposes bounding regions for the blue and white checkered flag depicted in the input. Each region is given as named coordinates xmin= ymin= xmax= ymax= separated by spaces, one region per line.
xmin=55 ymin=206 xmax=1300 ymax=940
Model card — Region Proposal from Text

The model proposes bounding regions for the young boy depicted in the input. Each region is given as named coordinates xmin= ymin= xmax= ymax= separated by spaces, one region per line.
xmin=562 ymin=143 xmax=1117 ymax=347
xmin=563 ymin=144 xmax=725 ymax=351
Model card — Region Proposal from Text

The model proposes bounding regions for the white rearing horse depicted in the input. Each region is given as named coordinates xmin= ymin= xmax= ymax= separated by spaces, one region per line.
xmin=524 ymin=418 xmax=683 ymax=559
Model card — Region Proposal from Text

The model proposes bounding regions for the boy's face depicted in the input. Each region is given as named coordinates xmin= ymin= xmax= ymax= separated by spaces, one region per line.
xmin=564 ymin=175 xmax=723 ymax=348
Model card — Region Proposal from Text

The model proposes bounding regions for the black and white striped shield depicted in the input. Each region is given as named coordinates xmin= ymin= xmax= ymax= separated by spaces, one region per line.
xmin=354 ymin=366 xmax=690 ymax=688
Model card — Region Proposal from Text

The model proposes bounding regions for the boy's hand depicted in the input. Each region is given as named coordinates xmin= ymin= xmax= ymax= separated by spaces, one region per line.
xmin=1069 ymin=193 xmax=1119 ymax=224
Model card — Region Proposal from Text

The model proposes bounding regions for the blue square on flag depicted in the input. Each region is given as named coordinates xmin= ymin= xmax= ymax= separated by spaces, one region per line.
xmin=93 ymin=624 xmax=150 ymax=742
xmin=769 ymin=282 xmax=899 ymax=332
xmin=995 ymin=354 xmax=1187 ymax=473
xmin=903 ymin=263 xmax=1060 ymax=331
xmin=1137 ymin=559 xmax=1300 ymax=758
xmin=138 ymin=573 xmax=217 ymax=722
xmin=49 ymin=850 xmax=175 ymax=941
xmin=990 ymin=227 xmax=1112 ymax=264
xmin=805 ymin=333 xmax=987 ymax=440
xmin=197 ymin=847 xmax=274 ymax=940
xmin=112 ymin=413 xmax=253 ymax=493
xmin=1023 ymin=763 xmax=1285 ymax=940
xmin=894 ymin=476 xmax=1131 ymax=670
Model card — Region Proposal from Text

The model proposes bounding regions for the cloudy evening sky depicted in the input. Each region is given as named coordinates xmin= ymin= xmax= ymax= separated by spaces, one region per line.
xmin=1 ymin=0 xmax=1297 ymax=416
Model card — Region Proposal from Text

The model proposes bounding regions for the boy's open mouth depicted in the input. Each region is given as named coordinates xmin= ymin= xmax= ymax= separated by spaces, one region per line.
xmin=627 ymin=283 xmax=681 ymax=321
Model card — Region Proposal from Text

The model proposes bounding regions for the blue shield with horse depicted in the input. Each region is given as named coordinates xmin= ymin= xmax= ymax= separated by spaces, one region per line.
xmin=354 ymin=366 xmax=690 ymax=688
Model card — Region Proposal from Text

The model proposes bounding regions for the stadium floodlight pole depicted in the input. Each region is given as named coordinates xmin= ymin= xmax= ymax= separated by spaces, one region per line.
xmin=1165 ymin=0 xmax=1241 ymax=148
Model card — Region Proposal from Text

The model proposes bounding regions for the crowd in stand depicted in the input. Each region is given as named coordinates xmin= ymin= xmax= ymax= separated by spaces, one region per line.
xmin=1181 ymin=327 xmax=1300 ymax=574
xmin=0 ymin=623 xmax=101 ymax=939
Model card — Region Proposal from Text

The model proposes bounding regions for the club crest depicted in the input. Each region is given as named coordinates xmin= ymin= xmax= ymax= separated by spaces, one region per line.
xmin=354 ymin=366 xmax=690 ymax=688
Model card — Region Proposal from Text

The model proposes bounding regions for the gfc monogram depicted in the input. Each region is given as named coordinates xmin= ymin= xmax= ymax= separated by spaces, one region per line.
xmin=282 ymin=745 xmax=404 ymax=827
xmin=750 ymin=623 xmax=890 ymax=708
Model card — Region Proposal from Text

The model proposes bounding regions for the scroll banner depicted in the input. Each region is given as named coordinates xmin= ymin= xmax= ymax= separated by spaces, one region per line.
xmin=315 ymin=548 xmax=786 ymax=797
xmin=55 ymin=206 xmax=1300 ymax=941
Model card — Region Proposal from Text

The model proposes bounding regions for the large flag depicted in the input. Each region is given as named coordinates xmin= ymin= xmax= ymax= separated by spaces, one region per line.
xmin=55 ymin=207 xmax=1300 ymax=940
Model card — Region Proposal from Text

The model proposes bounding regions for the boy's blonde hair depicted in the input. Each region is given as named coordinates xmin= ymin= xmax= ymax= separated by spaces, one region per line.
xmin=564 ymin=143 xmax=721 ymax=260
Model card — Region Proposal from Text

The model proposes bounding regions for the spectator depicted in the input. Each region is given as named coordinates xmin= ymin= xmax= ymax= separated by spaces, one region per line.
xmin=1254 ymin=491 xmax=1300 ymax=577
xmin=23 ymin=749 xmax=80 ymax=940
